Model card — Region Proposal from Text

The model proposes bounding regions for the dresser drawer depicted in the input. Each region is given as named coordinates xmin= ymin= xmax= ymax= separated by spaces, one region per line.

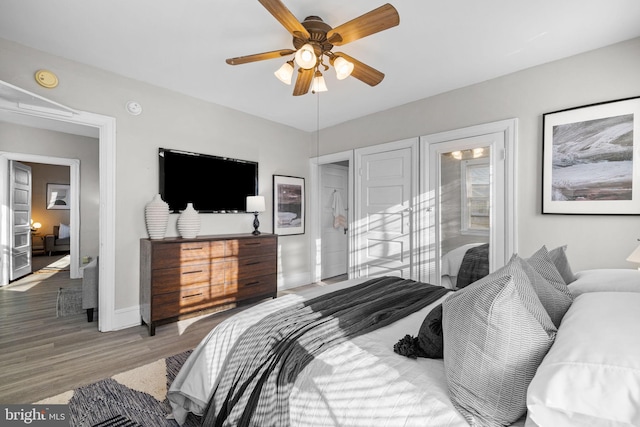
xmin=152 ymin=284 xmax=226 ymax=320
xmin=227 ymin=274 xmax=277 ymax=299
xmin=225 ymin=237 xmax=276 ymax=259
xmin=153 ymin=241 xmax=212 ymax=268
xmin=152 ymin=261 xmax=225 ymax=295
xmin=226 ymin=256 xmax=276 ymax=282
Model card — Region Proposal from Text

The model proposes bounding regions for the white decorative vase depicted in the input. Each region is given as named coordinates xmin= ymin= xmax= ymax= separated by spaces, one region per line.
xmin=145 ymin=194 xmax=169 ymax=240
xmin=177 ymin=203 xmax=200 ymax=239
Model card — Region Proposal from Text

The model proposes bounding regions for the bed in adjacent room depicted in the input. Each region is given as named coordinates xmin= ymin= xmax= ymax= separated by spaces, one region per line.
xmin=167 ymin=245 xmax=640 ymax=427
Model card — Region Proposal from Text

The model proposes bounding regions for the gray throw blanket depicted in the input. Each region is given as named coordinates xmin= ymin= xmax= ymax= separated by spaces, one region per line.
xmin=202 ymin=276 xmax=449 ymax=427
xmin=456 ymin=243 xmax=490 ymax=289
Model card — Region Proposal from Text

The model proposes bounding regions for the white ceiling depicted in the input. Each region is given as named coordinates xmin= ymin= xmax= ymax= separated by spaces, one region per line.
xmin=1 ymin=0 xmax=640 ymax=132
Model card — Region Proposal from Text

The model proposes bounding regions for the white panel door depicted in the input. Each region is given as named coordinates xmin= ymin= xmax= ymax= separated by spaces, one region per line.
xmin=10 ymin=161 xmax=32 ymax=281
xmin=320 ymin=164 xmax=349 ymax=279
xmin=355 ymin=139 xmax=417 ymax=279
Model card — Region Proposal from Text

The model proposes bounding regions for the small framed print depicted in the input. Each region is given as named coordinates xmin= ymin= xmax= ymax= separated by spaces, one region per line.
xmin=273 ymin=175 xmax=305 ymax=235
xmin=46 ymin=183 xmax=70 ymax=210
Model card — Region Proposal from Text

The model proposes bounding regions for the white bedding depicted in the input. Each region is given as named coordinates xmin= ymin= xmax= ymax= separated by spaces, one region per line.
xmin=526 ymin=292 xmax=640 ymax=426
xmin=168 ymin=278 xmax=526 ymax=426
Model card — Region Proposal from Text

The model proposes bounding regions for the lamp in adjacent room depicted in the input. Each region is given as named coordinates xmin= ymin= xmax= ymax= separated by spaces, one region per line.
xmin=30 ymin=219 xmax=42 ymax=233
xmin=626 ymin=242 xmax=640 ymax=269
xmin=246 ymin=196 xmax=266 ymax=235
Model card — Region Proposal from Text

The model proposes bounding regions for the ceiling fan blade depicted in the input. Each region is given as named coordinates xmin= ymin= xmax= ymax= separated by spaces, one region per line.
xmin=334 ymin=52 xmax=385 ymax=86
xmin=293 ymin=67 xmax=313 ymax=96
xmin=258 ymin=0 xmax=310 ymax=39
xmin=226 ymin=49 xmax=296 ymax=65
xmin=327 ymin=4 xmax=399 ymax=46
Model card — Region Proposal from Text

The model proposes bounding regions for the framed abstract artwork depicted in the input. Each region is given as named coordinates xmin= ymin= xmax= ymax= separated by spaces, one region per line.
xmin=46 ymin=183 xmax=71 ymax=210
xmin=273 ymin=175 xmax=305 ymax=235
xmin=542 ymin=96 xmax=640 ymax=214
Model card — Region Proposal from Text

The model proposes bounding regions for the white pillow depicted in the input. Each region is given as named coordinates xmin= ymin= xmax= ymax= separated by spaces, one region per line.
xmin=527 ymin=292 xmax=640 ymax=426
xmin=58 ymin=223 xmax=70 ymax=239
xmin=568 ymin=269 xmax=640 ymax=296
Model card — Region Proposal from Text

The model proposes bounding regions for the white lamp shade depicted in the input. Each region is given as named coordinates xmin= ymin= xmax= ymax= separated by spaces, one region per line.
xmin=246 ymin=196 xmax=265 ymax=213
xmin=627 ymin=244 xmax=640 ymax=263
xmin=311 ymin=74 xmax=328 ymax=93
xmin=274 ymin=61 xmax=294 ymax=85
xmin=294 ymin=44 xmax=317 ymax=69
xmin=33 ymin=222 xmax=42 ymax=230
xmin=333 ymin=56 xmax=354 ymax=80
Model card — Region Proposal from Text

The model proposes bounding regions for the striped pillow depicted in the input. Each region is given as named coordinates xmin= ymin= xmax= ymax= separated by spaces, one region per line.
xmin=525 ymin=246 xmax=574 ymax=327
xmin=548 ymin=245 xmax=576 ymax=284
xmin=443 ymin=257 xmax=557 ymax=426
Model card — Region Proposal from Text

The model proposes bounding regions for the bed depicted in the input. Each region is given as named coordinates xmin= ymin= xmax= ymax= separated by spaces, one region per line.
xmin=168 ymin=246 xmax=640 ymax=427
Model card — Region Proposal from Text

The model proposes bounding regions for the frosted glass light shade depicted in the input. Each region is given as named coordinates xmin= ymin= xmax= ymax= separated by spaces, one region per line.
xmin=334 ymin=56 xmax=354 ymax=80
xmin=294 ymin=44 xmax=317 ymax=69
xmin=311 ymin=73 xmax=328 ymax=93
xmin=274 ymin=61 xmax=294 ymax=85
xmin=246 ymin=196 xmax=265 ymax=213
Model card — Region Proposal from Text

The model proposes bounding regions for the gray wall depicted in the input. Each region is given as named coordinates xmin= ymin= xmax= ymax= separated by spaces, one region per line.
xmin=0 ymin=38 xmax=313 ymax=312
xmin=315 ymin=37 xmax=640 ymax=271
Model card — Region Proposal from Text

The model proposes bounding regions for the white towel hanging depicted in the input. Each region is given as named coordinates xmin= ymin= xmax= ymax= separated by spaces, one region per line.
xmin=332 ymin=190 xmax=347 ymax=230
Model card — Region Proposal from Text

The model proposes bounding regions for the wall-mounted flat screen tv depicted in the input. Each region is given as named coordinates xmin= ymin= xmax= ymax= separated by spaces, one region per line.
xmin=159 ymin=148 xmax=258 ymax=213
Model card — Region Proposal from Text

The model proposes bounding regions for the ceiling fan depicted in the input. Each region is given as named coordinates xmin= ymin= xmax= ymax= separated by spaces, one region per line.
xmin=225 ymin=0 xmax=400 ymax=96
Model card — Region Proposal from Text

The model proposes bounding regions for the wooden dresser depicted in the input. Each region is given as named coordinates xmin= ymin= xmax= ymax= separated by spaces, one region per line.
xmin=140 ymin=233 xmax=277 ymax=336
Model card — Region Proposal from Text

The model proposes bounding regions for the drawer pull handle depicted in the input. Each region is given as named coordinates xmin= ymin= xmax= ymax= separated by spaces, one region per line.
xmin=182 ymin=293 xmax=203 ymax=299
xmin=245 ymin=261 xmax=261 ymax=266
xmin=183 ymin=247 xmax=204 ymax=251
xmin=245 ymin=281 xmax=260 ymax=287
xmin=246 ymin=242 xmax=261 ymax=246
xmin=182 ymin=270 xmax=203 ymax=275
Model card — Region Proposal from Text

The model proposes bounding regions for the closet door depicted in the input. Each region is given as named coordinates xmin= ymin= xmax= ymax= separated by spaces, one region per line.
xmin=354 ymin=138 xmax=418 ymax=279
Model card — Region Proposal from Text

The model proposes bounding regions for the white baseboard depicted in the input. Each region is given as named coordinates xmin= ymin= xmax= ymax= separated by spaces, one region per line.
xmin=278 ymin=272 xmax=312 ymax=291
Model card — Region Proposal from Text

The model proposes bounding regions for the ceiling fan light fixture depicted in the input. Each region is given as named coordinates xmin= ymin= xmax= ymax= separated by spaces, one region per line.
xmin=274 ymin=60 xmax=294 ymax=85
xmin=295 ymin=43 xmax=317 ymax=69
xmin=333 ymin=56 xmax=354 ymax=80
xmin=311 ymin=70 xmax=328 ymax=93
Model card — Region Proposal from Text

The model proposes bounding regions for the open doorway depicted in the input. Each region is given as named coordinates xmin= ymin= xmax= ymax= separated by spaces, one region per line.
xmin=310 ymin=151 xmax=354 ymax=283
xmin=0 ymin=79 xmax=117 ymax=331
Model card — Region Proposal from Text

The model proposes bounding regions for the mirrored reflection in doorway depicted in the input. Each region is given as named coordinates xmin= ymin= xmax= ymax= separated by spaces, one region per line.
xmin=439 ymin=146 xmax=490 ymax=289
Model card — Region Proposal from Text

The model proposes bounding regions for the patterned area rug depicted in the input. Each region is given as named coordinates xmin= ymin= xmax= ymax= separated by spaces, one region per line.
xmin=36 ymin=350 xmax=200 ymax=427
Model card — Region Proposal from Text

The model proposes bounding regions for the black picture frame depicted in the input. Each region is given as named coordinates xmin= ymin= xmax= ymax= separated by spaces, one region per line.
xmin=273 ymin=175 xmax=305 ymax=235
xmin=542 ymin=96 xmax=640 ymax=214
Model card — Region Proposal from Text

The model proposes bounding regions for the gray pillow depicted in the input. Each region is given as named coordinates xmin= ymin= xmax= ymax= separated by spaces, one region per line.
xmin=442 ymin=257 xmax=557 ymax=426
xmin=548 ymin=245 xmax=576 ymax=284
xmin=525 ymin=246 xmax=574 ymax=327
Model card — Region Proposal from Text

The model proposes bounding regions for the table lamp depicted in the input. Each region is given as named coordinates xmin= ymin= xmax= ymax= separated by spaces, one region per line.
xmin=246 ymin=196 xmax=266 ymax=235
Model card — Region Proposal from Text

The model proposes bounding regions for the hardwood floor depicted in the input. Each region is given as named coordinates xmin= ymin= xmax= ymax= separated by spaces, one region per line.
xmin=0 ymin=255 xmax=328 ymax=404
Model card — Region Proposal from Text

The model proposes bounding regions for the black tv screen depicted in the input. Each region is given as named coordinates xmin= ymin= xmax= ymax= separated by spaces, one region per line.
xmin=159 ymin=148 xmax=258 ymax=213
